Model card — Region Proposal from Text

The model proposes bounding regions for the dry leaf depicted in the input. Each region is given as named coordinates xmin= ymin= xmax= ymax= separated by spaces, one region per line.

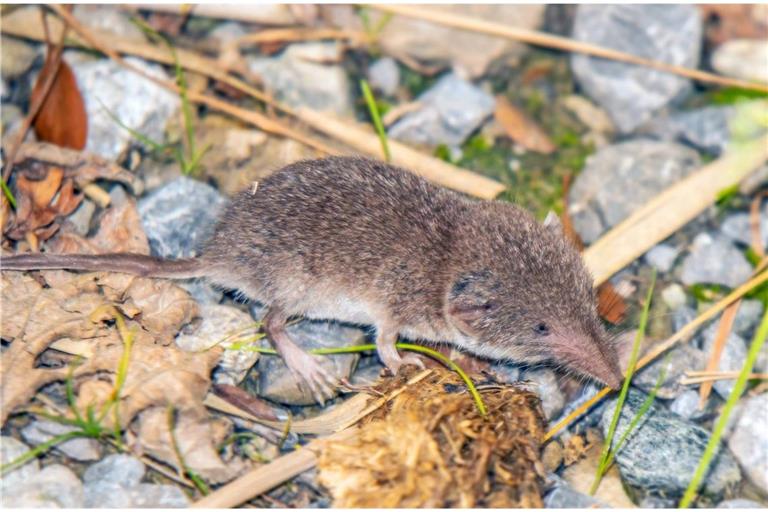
xmin=31 ymin=56 xmax=87 ymax=150
xmin=698 ymin=300 xmax=740 ymax=407
xmin=494 ymin=96 xmax=555 ymax=154
xmin=212 ymin=383 xmax=281 ymax=421
xmin=700 ymin=5 xmax=768 ymax=47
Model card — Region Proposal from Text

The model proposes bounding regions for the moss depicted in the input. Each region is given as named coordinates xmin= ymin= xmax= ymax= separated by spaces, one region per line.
xmin=401 ymin=66 xmax=438 ymax=97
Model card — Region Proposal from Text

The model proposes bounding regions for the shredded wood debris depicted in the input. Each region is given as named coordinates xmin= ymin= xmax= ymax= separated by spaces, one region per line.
xmin=317 ymin=366 xmax=547 ymax=508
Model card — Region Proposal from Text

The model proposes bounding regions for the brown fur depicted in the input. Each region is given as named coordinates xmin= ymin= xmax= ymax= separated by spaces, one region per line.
xmin=1 ymin=156 xmax=623 ymax=394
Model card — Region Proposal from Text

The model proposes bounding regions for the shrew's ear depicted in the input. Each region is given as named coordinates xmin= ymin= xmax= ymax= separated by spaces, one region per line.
xmin=447 ymin=270 xmax=498 ymax=334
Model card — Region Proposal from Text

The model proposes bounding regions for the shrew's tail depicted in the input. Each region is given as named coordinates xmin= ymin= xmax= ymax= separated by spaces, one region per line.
xmin=0 ymin=253 xmax=207 ymax=279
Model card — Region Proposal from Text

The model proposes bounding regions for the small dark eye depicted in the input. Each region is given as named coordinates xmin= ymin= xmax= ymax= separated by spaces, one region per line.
xmin=533 ymin=323 xmax=550 ymax=336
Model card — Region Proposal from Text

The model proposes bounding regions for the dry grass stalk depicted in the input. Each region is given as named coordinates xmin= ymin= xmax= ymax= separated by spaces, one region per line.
xmin=698 ymin=300 xmax=740 ymax=408
xmin=545 ymin=269 xmax=768 ymax=440
xmin=234 ymin=27 xmax=368 ymax=47
xmin=372 ymin=4 xmax=768 ymax=92
xmin=750 ymin=191 xmax=767 ymax=258
xmin=682 ymin=372 xmax=768 ymax=385
xmin=583 ymin=134 xmax=768 ymax=285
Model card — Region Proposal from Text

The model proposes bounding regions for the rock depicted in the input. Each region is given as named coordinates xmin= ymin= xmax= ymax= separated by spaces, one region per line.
xmin=740 ymin=165 xmax=768 ymax=196
xmin=209 ymin=21 xmax=247 ymax=44
xmin=367 ymin=57 xmax=400 ymax=97
xmin=571 ymin=5 xmax=701 ymax=133
xmin=718 ymin=498 xmax=767 ymax=508
xmin=248 ymin=42 xmax=351 ymax=115
xmin=725 ymin=393 xmax=768 ymax=494
xmin=137 ymin=176 xmax=226 ymax=303
xmin=66 ymin=198 xmax=96 ymax=236
xmin=83 ymin=454 xmax=146 ymax=487
xmin=176 ymin=304 xmax=260 ymax=385
xmin=701 ymin=322 xmax=748 ymax=399
xmin=661 ymin=283 xmax=688 ymax=311
xmin=521 ymin=368 xmax=564 ymax=420
xmin=712 ymin=39 xmax=768 ymax=84
xmin=249 ymin=317 xmax=366 ymax=405
xmin=601 ymin=388 xmax=741 ymax=505
xmin=3 ymin=464 xmax=84 ymax=508
xmin=544 ymin=475 xmax=609 ymax=508
xmin=1 ymin=36 xmax=38 ymax=79
xmin=129 ymin=483 xmax=189 ymax=508
xmin=668 ymin=389 xmax=704 ymax=420
xmin=721 ymin=205 xmax=768 ymax=250
xmin=561 ymin=444 xmax=635 ymax=507
xmin=1 ymin=436 xmax=40 ymax=492
xmin=68 ymin=54 xmax=179 ymax=161
xmin=21 ymin=420 xmax=101 ymax=461
xmin=680 ymin=234 xmax=753 ymax=288
xmin=349 ymin=362 xmax=384 ymax=386
xmin=568 ymin=140 xmax=700 ymax=243
xmin=324 ymin=5 xmax=545 ymax=79
xmin=642 ymin=106 xmax=735 ymax=156
xmin=635 ymin=344 xmax=706 ymax=399
xmin=73 ymin=5 xmax=144 ymax=40
xmin=84 ymin=480 xmax=134 ymax=508
xmin=388 ymin=73 xmax=495 ymax=148
xmin=673 ymin=305 xmax=697 ymax=333
xmin=644 ymin=243 xmax=681 ymax=273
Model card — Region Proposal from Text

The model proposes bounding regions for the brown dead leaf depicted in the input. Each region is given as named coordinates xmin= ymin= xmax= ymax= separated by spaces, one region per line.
xmin=494 ymin=96 xmax=555 ymax=154
xmin=212 ymin=383 xmax=280 ymax=421
xmin=699 ymin=300 xmax=740 ymax=408
xmin=31 ymin=56 xmax=87 ymax=150
xmin=750 ymin=191 xmax=767 ymax=258
xmin=700 ymin=5 xmax=768 ymax=47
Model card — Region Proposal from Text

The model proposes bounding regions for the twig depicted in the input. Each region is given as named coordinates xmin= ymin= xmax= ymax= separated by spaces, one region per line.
xmin=698 ymin=300 xmax=740 ymax=408
xmin=234 ymin=27 xmax=367 ymax=48
xmin=545 ymin=269 xmax=768 ymax=440
xmin=371 ymin=4 xmax=768 ymax=92
xmin=750 ymin=191 xmax=767 ymax=258
xmin=681 ymin=372 xmax=768 ymax=385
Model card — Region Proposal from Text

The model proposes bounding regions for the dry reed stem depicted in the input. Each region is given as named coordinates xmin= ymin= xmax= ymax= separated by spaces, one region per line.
xmin=372 ymin=4 xmax=768 ymax=92
xmin=699 ymin=301 xmax=740 ymax=408
xmin=545 ymin=269 xmax=768 ymax=440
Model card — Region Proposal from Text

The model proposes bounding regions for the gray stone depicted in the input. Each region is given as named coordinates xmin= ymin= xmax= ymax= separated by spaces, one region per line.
xmin=635 ymin=344 xmax=706 ymax=399
xmin=661 ymin=283 xmax=688 ymax=311
xmin=712 ymin=39 xmax=768 ymax=84
xmin=68 ymin=54 xmax=179 ymax=160
xmin=138 ymin=176 xmax=226 ymax=304
xmin=209 ymin=21 xmax=248 ymax=44
xmin=388 ymin=72 xmax=495 ymax=148
xmin=568 ymin=140 xmax=700 ymax=243
xmin=349 ymin=362 xmax=384 ymax=386
xmin=681 ymin=233 xmax=753 ymax=288
xmin=522 ymin=368 xmax=564 ymax=421
xmin=732 ymin=300 xmax=764 ymax=340
xmin=717 ymin=498 xmax=766 ymax=508
xmin=721 ymin=205 xmax=768 ymax=250
xmin=73 ymin=5 xmax=145 ymax=40
xmin=544 ymin=475 xmax=609 ymax=508
xmin=1 ymin=36 xmax=38 ymax=79
xmin=66 ymin=198 xmax=96 ymax=236
xmin=602 ymin=388 xmax=741 ymax=505
xmin=176 ymin=304 xmax=260 ymax=386
xmin=21 ymin=420 xmax=101 ymax=461
xmin=673 ymin=305 xmax=697 ymax=334
xmin=644 ymin=243 xmax=681 ymax=273
xmin=668 ymin=389 xmax=705 ymax=420
xmin=3 ymin=464 xmax=84 ymax=508
xmin=83 ymin=454 xmax=146 ymax=487
xmin=1 ymin=436 xmax=40 ymax=493
xmin=249 ymin=318 xmax=366 ymax=405
xmin=248 ymin=42 xmax=351 ymax=115
xmin=84 ymin=480 xmax=133 ymax=508
xmin=701 ymin=322 xmax=748 ymax=399
xmin=368 ymin=57 xmax=400 ymax=97
xmin=725 ymin=393 xmax=768 ymax=494
xmin=129 ymin=483 xmax=189 ymax=508
xmin=571 ymin=5 xmax=701 ymax=133
xmin=642 ymin=106 xmax=736 ymax=156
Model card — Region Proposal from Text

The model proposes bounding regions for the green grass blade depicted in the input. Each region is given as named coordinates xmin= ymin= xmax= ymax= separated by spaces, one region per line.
xmin=679 ymin=307 xmax=768 ymax=508
xmin=0 ymin=431 xmax=82 ymax=475
xmin=603 ymin=353 xmax=670 ymax=471
xmin=1 ymin=177 xmax=16 ymax=208
xmin=360 ymin=79 xmax=391 ymax=162
xmin=590 ymin=270 xmax=656 ymax=495
xmin=97 ymin=97 xmax=168 ymax=153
